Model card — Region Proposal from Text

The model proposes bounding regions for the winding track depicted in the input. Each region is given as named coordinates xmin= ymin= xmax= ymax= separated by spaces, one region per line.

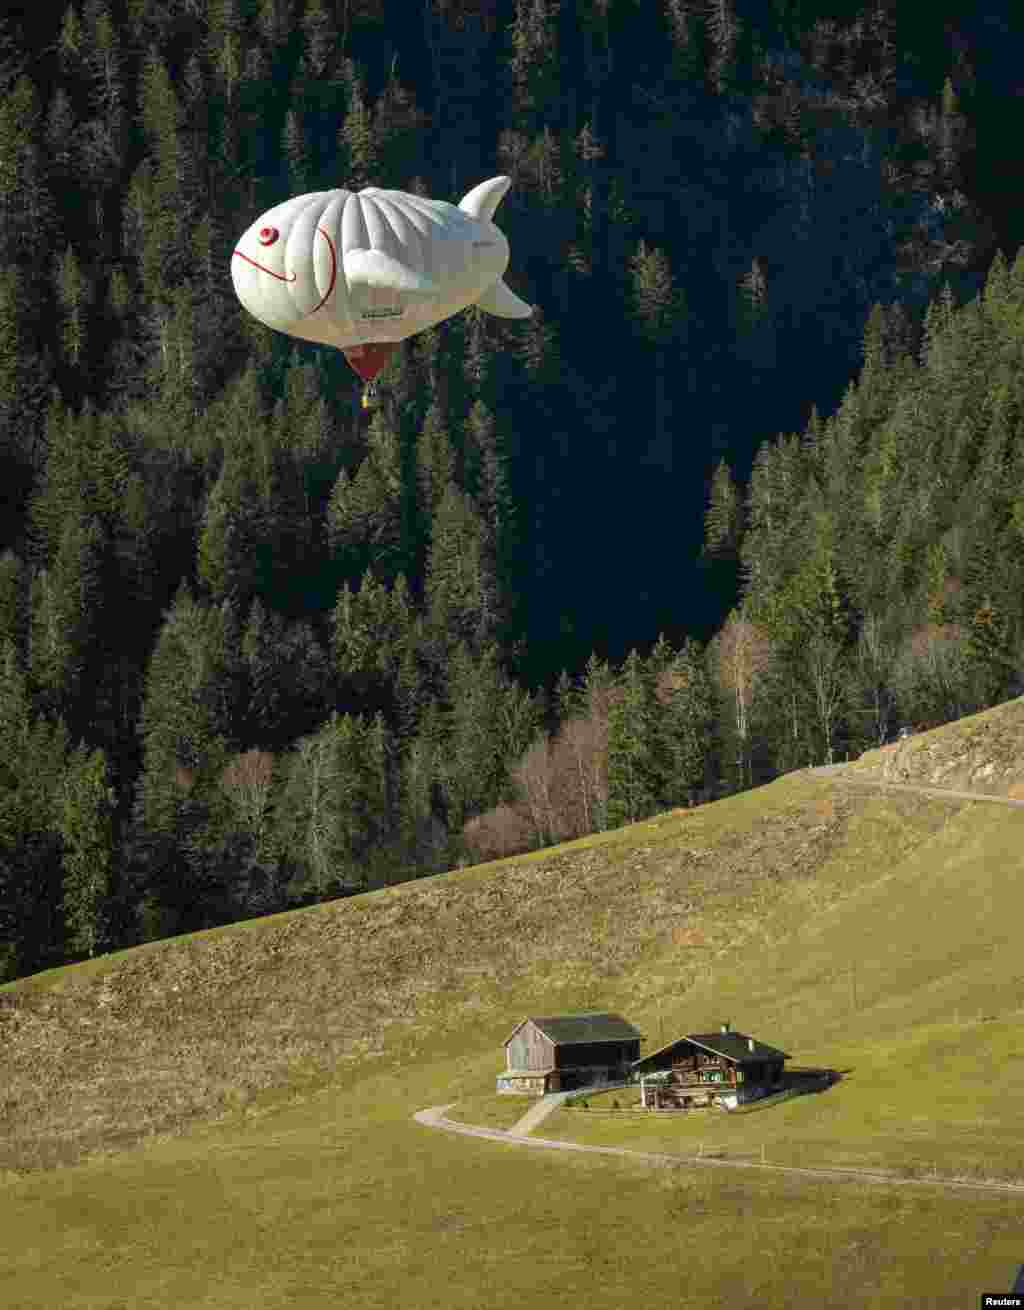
xmin=805 ymin=763 xmax=1024 ymax=806
xmin=416 ymin=767 xmax=1024 ymax=1195
xmin=413 ymin=1105 xmax=1024 ymax=1195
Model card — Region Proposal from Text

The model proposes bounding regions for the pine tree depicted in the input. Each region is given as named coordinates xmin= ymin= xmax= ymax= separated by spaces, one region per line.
xmin=440 ymin=643 xmax=540 ymax=834
xmin=55 ymin=241 xmax=91 ymax=372
xmin=650 ymin=637 xmax=715 ymax=806
xmin=331 ymin=568 xmax=413 ymax=702
xmin=665 ymin=0 xmax=705 ymax=84
xmin=137 ymin=582 xmax=232 ymax=836
xmin=275 ymin=711 xmax=391 ymax=900
xmin=28 ymin=516 xmax=104 ymax=727
xmin=705 ymin=0 xmax=741 ymax=95
xmin=606 ymin=649 xmax=659 ymax=828
xmin=338 ymin=64 xmax=379 ymax=189
xmin=0 ymin=710 xmax=69 ymax=978
xmin=136 ymin=46 xmax=188 ymax=293
xmin=415 ymin=401 xmax=456 ymax=524
xmin=326 ymin=445 xmax=404 ymax=583
xmin=702 ymin=458 xmax=742 ymax=558
xmin=281 ymin=108 xmax=311 ymax=193
xmin=629 ymin=240 xmax=687 ymax=471
xmin=507 ymin=0 xmax=562 ymax=133
xmin=424 ymin=483 xmax=498 ymax=655
xmin=0 ymin=549 xmax=30 ymax=669
xmin=373 ymin=66 xmax=428 ymax=189
xmin=300 ymin=0 xmax=340 ymax=80
xmin=57 ymin=741 xmax=115 ymax=958
xmin=197 ymin=458 xmax=264 ymax=606
xmin=395 ymin=704 xmax=447 ymax=875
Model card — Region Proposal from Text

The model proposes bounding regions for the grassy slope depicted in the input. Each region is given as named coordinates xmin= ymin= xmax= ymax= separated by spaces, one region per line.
xmin=2 ymin=703 xmax=1024 ymax=1307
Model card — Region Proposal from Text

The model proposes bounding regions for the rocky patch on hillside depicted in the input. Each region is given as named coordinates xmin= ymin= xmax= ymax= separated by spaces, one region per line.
xmin=846 ymin=697 xmax=1024 ymax=799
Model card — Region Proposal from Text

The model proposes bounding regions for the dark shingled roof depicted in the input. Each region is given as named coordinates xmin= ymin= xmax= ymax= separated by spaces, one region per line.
xmin=505 ymin=1011 xmax=643 ymax=1047
xmin=632 ymin=1031 xmax=790 ymax=1069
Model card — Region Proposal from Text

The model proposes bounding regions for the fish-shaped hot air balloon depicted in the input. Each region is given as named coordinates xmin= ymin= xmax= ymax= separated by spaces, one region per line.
xmin=231 ymin=175 xmax=533 ymax=405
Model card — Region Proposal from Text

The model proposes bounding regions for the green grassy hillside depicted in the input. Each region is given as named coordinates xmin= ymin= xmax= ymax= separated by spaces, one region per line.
xmin=2 ymin=704 xmax=1024 ymax=1308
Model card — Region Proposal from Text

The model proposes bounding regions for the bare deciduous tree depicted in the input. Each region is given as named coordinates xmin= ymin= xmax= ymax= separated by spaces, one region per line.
xmin=220 ymin=748 xmax=275 ymax=855
xmin=854 ymin=612 xmax=898 ymax=746
xmin=894 ymin=621 xmax=971 ymax=721
xmin=462 ymin=803 xmax=535 ymax=865
xmin=510 ymin=732 xmax=557 ymax=847
xmin=708 ymin=608 xmax=771 ymax=786
xmin=805 ymin=635 xmax=845 ymax=765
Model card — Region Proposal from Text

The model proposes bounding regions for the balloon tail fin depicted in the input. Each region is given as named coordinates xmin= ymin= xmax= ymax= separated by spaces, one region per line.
xmin=476 ymin=277 xmax=533 ymax=319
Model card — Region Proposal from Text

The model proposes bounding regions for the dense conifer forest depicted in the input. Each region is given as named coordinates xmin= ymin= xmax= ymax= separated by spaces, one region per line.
xmin=1 ymin=0 xmax=1023 ymax=982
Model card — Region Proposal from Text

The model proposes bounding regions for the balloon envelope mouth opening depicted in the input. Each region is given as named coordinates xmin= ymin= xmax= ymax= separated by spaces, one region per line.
xmin=344 ymin=342 xmax=398 ymax=382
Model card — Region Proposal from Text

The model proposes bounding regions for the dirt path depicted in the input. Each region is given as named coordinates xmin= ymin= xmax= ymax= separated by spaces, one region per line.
xmin=415 ymin=765 xmax=1024 ymax=1192
xmin=806 ymin=765 xmax=1024 ymax=806
xmin=508 ymin=1082 xmax=631 ymax=1135
xmin=413 ymin=1106 xmax=1024 ymax=1196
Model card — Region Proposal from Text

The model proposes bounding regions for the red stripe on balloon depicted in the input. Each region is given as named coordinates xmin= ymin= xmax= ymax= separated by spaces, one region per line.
xmin=310 ymin=226 xmax=337 ymax=315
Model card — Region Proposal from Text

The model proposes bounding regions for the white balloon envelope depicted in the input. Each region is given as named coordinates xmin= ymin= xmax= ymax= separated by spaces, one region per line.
xmin=231 ymin=175 xmax=533 ymax=397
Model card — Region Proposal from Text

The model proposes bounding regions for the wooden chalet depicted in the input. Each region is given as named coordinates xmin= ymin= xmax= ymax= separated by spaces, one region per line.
xmin=631 ymin=1021 xmax=790 ymax=1110
xmin=497 ymin=1012 xmax=643 ymax=1095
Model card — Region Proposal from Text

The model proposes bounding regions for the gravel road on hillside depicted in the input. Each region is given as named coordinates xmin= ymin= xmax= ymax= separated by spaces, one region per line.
xmin=413 ymin=1105 xmax=1024 ymax=1195
xmin=415 ymin=766 xmax=1024 ymax=1194
xmin=806 ymin=766 xmax=1024 ymax=806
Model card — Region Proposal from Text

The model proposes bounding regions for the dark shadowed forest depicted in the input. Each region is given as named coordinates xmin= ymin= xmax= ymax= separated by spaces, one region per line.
xmin=1 ymin=0 xmax=1023 ymax=982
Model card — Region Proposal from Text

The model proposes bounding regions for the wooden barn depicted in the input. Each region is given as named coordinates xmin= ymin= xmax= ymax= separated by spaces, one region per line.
xmin=631 ymin=1021 xmax=789 ymax=1110
xmin=496 ymin=1012 xmax=643 ymax=1095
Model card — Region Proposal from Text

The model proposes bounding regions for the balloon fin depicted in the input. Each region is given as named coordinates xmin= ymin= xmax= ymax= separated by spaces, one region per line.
xmin=476 ymin=277 xmax=533 ymax=319
xmin=458 ymin=176 xmax=511 ymax=222
xmin=342 ymin=249 xmax=438 ymax=297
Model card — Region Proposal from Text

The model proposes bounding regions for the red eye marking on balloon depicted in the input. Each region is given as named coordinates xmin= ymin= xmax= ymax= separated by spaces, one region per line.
xmin=258 ymin=227 xmax=279 ymax=246
xmin=231 ymin=225 xmax=336 ymax=299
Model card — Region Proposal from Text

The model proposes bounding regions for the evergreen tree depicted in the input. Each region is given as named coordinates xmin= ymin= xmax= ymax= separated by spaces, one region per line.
xmin=705 ymin=0 xmax=742 ymax=96
xmin=240 ymin=599 xmax=331 ymax=750
xmin=649 ymin=637 xmax=715 ymax=806
xmin=337 ymin=63 xmax=379 ymax=188
xmin=137 ymin=582 xmax=232 ymax=837
xmin=424 ymin=483 xmax=498 ymax=655
xmin=702 ymin=458 xmax=742 ymax=558
xmin=281 ymin=108 xmax=311 ymax=194
xmin=629 ymin=239 xmax=687 ymax=471
xmin=373 ymin=66 xmax=428 ymax=189
xmin=57 ymin=741 xmax=115 ymax=959
xmin=0 ymin=691 xmax=69 ymax=978
xmin=275 ymin=710 xmax=391 ymax=900
xmin=439 ymin=642 xmax=540 ymax=835
xmin=54 ymin=241 xmax=92 ymax=373
xmin=507 ymin=0 xmax=562 ymax=134
xmin=326 ymin=410 xmax=405 ymax=579
xmin=851 ymin=611 xmax=899 ymax=748
xmin=395 ymin=703 xmax=447 ymax=876
xmin=664 ymin=0 xmax=706 ymax=85
xmin=331 ymin=568 xmax=413 ymax=705
xmin=606 ymin=649 xmax=659 ymax=828
xmin=0 ymin=548 xmax=30 ymax=669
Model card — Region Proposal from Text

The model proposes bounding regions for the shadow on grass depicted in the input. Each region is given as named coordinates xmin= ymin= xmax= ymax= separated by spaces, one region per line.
xmin=728 ymin=1067 xmax=851 ymax=1114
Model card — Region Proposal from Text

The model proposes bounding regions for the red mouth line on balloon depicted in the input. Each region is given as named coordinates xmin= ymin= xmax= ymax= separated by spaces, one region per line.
xmin=232 ymin=227 xmax=337 ymax=315
xmin=232 ymin=249 xmax=296 ymax=281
